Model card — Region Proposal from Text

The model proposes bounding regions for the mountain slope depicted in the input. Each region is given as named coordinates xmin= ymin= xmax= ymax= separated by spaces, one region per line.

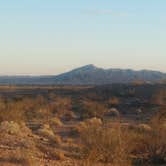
xmin=52 ymin=64 xmax=166 ymax=85
xmin=0 ymin=64 xmax=166 ymax=85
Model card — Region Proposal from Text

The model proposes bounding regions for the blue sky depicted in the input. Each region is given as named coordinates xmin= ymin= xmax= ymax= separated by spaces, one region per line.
xmin=0 ymin=0 xmax=166 ymax=75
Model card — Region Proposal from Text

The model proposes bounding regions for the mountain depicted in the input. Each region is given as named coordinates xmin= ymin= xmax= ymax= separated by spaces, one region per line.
xmin=51 ymin=64 xmax=166 ymax=85
xmin=0 ymin=64 xmax=166 ymax=85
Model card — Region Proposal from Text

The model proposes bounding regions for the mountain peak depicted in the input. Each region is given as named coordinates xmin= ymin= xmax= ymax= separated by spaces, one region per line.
xmin=79 ymin=64 xmax=97 ymax=69
xmin=71 ymin=64 xmax=98 ymax=72
xmin=53 ymin=65 xmax=166 ymax=85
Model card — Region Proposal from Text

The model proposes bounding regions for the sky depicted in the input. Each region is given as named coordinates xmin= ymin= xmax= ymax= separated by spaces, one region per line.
xmin=0 ymin=0 xmax=166 ymax=75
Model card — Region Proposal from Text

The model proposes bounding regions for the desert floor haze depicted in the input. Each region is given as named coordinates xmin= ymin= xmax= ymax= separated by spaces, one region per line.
xmin=0 ymin=84 xmax=165 ymax=166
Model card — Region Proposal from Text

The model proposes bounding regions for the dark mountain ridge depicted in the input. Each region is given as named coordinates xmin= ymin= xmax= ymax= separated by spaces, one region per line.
xmin=0 ymin=64 xmax=166 ymax=85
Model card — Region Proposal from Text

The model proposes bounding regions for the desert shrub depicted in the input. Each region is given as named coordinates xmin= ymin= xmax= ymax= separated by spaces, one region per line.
xmin=53 ymin=134 xmax=62 ymax=145
xmin=37 ymin=144 xmax=65 ymax=161
xmin=80 ymin=122 xmax=131 ymax=166
xmin=0 ymin=121 xmax=31 ymax=136
xmin=108 ymin=97 xmax=120 ymax=106
xmin=53 ymin=150 xmax=65 ymax=160
xmin=8 ymin=149 xmax=37 ymax=166
xmin=37 ymin=124 xmax=62 ymax=145
xmin=63 ymin=111 xmax=77 ymax=121
xmin=75 ymin=100 xmax=106 ymax=119
xmin=0 ymin=97 xmax=5 ymax=111
xmin=0 ymin=100 xmax=26 ymax=123
xmin=37 ymin=124 xmax=54 ymax=138
xmin=108 ymin=108 xmax=120 ymax=119
xmin=151 ymin=89 xmax=166 ymax=105
xmin=34 ymin=95 xmax=47 ymax=106
xmin=0 ymin=96 xmax=49 ymax=123
xmin=50 ymin=117 xmax=63 ymax=127
xmin=48 ymin=96 xmax=72 ymax=117
xmin=84 ymin=117 xmax=102 ymax=127
xmin=136 ymin=124 xmax=152 ymax=132
xmin=131 ymin=113 xmax=166 ymax=164
xmin=147 ymin=114 xmax=166 ymax=163
xmin=73 ymin=117 xmax=102 ymax=135
xmin=33 ymin=107 xmax=52 ymax=122
xmin=0 ymin=121 xmax=20 ymax=135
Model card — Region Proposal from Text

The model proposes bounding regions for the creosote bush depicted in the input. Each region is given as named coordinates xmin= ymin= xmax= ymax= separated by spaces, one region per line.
xmin=37 ymin=124 xmax=62 ymax=145
xmin=0 ymin=121 xmax=32 ymax=136
xmin=8 ymin=148 xmax=37 ymax=166
xmin=50 ymin=117 xmax=63 ymax=127
xmin=73 ymin=117 xmax=102 ymax=135
xmin=129 ymin=111 xmax=166 ymax=164
xmin=80 ymin=122 xmax=131 ymax=166
xmin=75 ymin=100 xmax=106 ymax=119
xmin=108 ymin=97 xmax=120 ymax=106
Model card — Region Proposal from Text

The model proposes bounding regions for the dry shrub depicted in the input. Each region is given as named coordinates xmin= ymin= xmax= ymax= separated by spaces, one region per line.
xmin=50 ymin=117 xmax=63 ymax=127
xmin=65 ymin=138 xmax=74 ymax=144
xmin=0 ymin=95 xmax=53 ymax=123
xmin=73 ymin=117 xmax=102 ymax=135
xmin=0 ymin=121 xmax=20 ymax=135
xmin=48 ymin=96 xmax=72 ymax=117
xmin=53 ymin=150 xmax=65 ymax=160
xmin=0 ymin=97 xmax=5 ymax=111
xmin=131 ymin=113 xmax=166 ymax=164
xmin=37 ymin=124 xmax=62 ymax=145
xmin=0 ymin=121 xmax=31 ymax=136
xmin=85 ymin=117 xmax=102 ymax=126
xmin=147 ymin=114 xmax=166 ymax=163
xmin=37 ymin=144 xmax=65 ymax=161
xmin=108 ymin=97 xmax=120 ymax=106
xmin=8 ymin=149 xmax=37 ymax=166
xmin=37 ymin=124 xmax=54 ymax=137
xmin=0 ymin=100 xmax=26 ymax=123
xmin=76 ymin=100 xmax=106 ymax=119
xmin=108 ymin=108 xmax=120 ymax=119
xmin=80 ymin=122 xmax=131 ymax=166
xmin=64 ymin=111 xmax=77 ymax=121
xmin=35 ymin=107 xmax=52 ymax=121
xmin=151 ymin=89 xmax=166 ymax=105
xmin=53 ymin=134 xmax=62 ymax=145
xmin=136 ymin=124 xmax=152 ymax=132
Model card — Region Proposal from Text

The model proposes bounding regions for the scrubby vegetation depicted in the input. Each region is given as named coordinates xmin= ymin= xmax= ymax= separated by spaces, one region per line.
xmin=0 ymin=84 xmax=165 ymax=165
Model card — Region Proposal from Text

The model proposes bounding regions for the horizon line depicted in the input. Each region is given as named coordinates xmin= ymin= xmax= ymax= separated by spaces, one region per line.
xmin=0 ymin=64 xmax=165 ymax=77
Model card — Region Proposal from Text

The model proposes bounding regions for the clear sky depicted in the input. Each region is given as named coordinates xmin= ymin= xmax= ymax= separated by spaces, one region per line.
xmin=0 ymin=0 xmax=166 ymax=75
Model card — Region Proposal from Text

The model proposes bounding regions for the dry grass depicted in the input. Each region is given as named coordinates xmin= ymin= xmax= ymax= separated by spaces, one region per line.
xmin=79 ymin=122 xmax=131 ymax=166
xmin=0 ymin=87 xmax=166 ymax=166
xmin=7 ymin=149 xmax=37 ymax=166
xmin=50 ymin=117 xmax=63 ymax=127
xmin=127 ymin=112 xmax=166 ymax=164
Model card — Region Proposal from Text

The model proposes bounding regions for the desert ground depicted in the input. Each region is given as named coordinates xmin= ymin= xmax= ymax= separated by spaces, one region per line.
xmin=0 ymin=84 xmax=165 ymax=166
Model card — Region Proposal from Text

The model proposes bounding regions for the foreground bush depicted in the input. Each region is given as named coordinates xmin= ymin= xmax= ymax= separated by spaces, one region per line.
xmin=0 ymin=121 xmax=31 ymax=136
xmin=130 ymin=112 xmax=166 ymax=164
xmin=73 ymin=117 xmax=102 ymax=135
xmin=37 ymin=124 xmax=62 ymax=145
xmin=74 ymin=100 xmax=106 ymax=119
xmin=80 ymin=122 xmax=131 ymax=166
xmin=8 ymin=149 xmax=37 ymax=166
xmin=50 ymin=117 xmax=63 ymax=127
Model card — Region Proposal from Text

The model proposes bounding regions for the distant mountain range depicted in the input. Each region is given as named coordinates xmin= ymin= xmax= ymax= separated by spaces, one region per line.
xmin=0 ymin=64 xmax=166 ymax=85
